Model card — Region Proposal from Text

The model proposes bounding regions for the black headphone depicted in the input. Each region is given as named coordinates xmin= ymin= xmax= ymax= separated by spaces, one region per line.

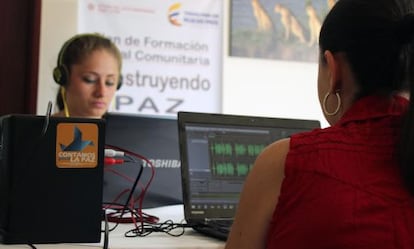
xmin=53 ymin=33 xmax=122 ymax=90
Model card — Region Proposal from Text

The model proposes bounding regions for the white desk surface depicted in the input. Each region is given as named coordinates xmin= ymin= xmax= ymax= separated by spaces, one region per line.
xmin=0 ymin=205 xmax=225 ymax=249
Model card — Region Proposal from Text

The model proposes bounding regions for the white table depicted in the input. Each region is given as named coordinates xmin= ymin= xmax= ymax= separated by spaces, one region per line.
xmin=0 ymin=205 xmax=225 ymax=249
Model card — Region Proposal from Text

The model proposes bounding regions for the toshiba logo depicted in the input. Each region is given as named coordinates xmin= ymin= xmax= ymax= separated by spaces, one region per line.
xmin=142 ymin=159 xmax=181 ymax=168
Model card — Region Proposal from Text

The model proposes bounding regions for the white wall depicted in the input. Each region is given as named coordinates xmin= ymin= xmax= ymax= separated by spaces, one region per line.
xmin=221 ymin=1 xmax=327 ymax=127
xmin=37 ymin=0 xmax=328 ymax=127
xmin=37 ymin=0 xmax=79 ymax=115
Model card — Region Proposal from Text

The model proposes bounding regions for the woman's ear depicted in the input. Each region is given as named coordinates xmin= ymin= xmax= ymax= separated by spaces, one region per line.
xmin=324 ymin=50 xmax=341 ymax=92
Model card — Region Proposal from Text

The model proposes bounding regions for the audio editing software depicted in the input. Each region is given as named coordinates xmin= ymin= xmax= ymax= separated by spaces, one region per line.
xmin=184 ymin=123 xmax=305 ymax=216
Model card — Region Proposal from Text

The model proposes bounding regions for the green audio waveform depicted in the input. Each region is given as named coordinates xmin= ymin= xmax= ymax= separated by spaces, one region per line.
xmin=211 ymin=143 xmax=233 ymax=156
xmin=212 ymin=162 xmax=254 ymax=177
xmin=247 ymin=144 xmax=266 ymax=156
xmin=210 ymin=143 xmax=267 ymax=157
xmin=213 ymin=163 xmax=235 ymax=176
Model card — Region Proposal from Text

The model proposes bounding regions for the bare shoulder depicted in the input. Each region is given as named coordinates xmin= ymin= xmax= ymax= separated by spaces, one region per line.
xmin=225 ymin=138 xmax=290 ymax=249
xmin=254 ymin=137 xmax=290 ymax=173
xmin=246 ymin=137 xmax=290 ymax=193
xmin=258 ymin=138 xmax=290 ymax=158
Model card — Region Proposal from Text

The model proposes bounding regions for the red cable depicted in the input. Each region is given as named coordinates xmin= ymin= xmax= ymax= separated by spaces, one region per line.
xmin=104 ymin=157 xmax=124 ymax=165
xmin=104 ymin=144 xmax=156 ymax=227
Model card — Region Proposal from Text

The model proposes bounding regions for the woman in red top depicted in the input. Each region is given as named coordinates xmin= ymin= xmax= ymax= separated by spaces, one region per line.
xmin=225 ymin=0 xmax=414 ymax=248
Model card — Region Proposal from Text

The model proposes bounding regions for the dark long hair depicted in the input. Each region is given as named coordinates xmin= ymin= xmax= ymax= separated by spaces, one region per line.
xmin=319 ymin=0 xmax=414 ymax=193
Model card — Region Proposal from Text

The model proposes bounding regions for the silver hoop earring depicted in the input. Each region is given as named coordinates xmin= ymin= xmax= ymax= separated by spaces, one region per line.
xmin=323 ymin=91 xmax=341 ymax=116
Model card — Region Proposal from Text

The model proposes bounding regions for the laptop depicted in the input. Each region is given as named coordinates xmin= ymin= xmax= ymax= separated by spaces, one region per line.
xmin=0 ymin=114 xmax=105 ymax=244
xmin=104 ymin=112 xmax=182 ymax=209
xmin=177 ymin=111 xmax=321 ymax=241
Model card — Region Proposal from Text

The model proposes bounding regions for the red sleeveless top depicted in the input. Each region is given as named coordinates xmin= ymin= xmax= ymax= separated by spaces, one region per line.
xmin=266 ymin=95 xmax=414 ymax=249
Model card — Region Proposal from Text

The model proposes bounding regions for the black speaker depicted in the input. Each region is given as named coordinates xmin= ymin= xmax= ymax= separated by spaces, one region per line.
xmin=0 ymin=114 xmax=105 ymax=244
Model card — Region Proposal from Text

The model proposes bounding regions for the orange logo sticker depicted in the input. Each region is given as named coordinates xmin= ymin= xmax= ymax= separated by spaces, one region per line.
xmin=56 ymin=123 xmax=99 ymax=168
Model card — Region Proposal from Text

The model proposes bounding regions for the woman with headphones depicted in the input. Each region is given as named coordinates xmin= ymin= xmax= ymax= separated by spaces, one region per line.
xmin=53 ymin=33 xmax=122 ymax=118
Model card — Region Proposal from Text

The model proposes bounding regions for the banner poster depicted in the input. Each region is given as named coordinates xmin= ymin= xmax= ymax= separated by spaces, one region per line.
xmin=79 ymin=0 xmax=222 ymax=117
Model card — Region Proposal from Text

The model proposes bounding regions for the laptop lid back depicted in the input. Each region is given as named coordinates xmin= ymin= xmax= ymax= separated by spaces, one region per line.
xmin=104 ymin=113 xmax=181 ymax=209
xmin=178 ymin=111 xmax=320 ymax=225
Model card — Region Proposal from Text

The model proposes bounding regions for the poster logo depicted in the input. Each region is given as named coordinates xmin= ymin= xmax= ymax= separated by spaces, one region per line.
xmin=56 ymin=123 xmax=99 ymax=168
xmin=167 ymin=2 xmax=220 ymax=27
xmin=88 ymin=3 xmax=95 ymax=11
xmin=168 ymin=3 xmax=182 ymax=26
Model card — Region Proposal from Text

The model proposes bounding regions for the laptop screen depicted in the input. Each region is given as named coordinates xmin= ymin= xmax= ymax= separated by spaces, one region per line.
xmin=178 ymin=112 xmax=320 ymax=222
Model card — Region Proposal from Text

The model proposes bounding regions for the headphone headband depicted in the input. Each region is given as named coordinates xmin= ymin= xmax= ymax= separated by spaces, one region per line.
xmin=53 ymin=33 xmax=122 ymax=90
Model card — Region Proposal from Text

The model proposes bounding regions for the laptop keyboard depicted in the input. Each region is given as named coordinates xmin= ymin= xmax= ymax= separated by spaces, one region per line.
xmin=194 ymin=224 xmax=230 ymax=241
xmin=208 ymin=219 xmax=233 ymax=228
xmin=207 ymin=219 xmax=233 ymax=234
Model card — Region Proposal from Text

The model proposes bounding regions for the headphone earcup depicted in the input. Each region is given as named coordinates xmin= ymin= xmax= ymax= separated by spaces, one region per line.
xmin=53 ymin=65 xmax=69 ymax=86
xmin=117 ymin=75 xmax=123 ymax=90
